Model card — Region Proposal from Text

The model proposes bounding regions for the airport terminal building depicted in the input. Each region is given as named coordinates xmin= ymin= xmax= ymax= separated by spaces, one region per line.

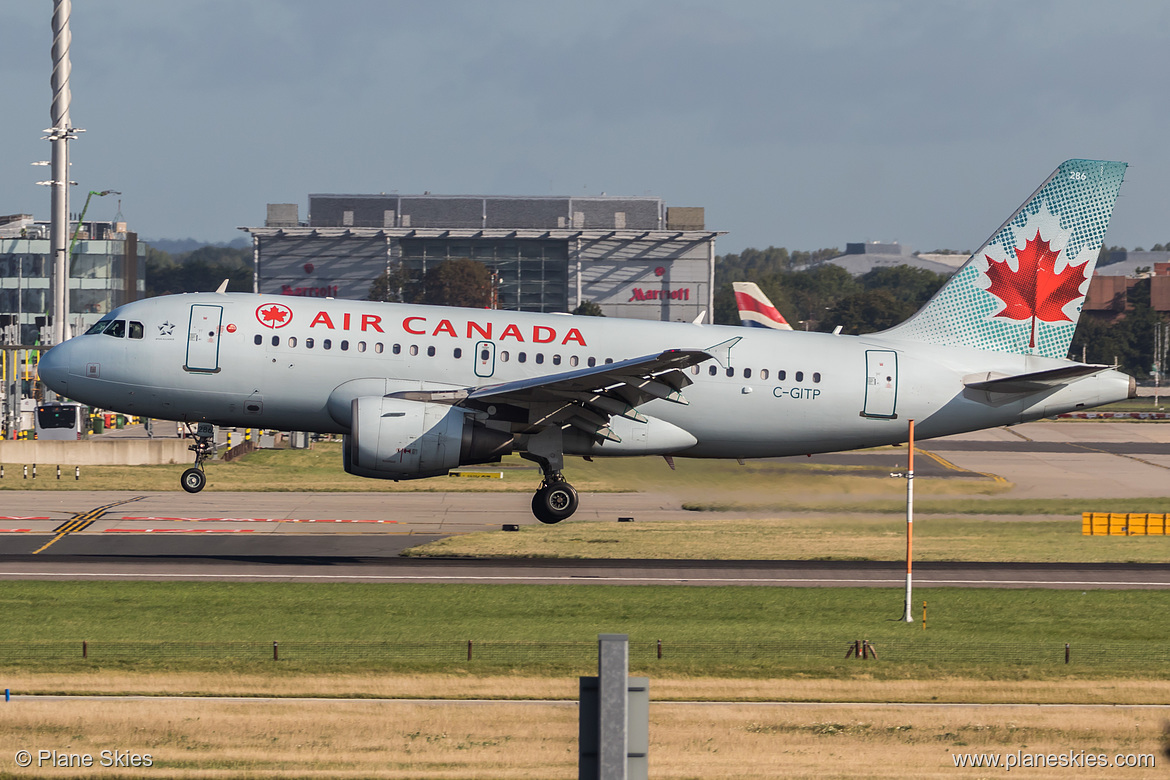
xmin=243 ymin=195 xmax=722 ymax=321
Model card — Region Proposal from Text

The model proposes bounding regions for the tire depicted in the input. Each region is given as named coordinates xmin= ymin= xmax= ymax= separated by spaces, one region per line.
xmin=181 ymin=467 xmax=207 ymax=494
xmin=531 ymin=482 xmax=579 ymax=524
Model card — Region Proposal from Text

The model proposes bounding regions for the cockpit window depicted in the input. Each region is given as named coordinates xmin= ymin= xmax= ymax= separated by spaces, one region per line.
xmin=103 ymin=320 xmax=126 ymax=338
xmin=128 ymin=321 xmax=144 ymax=339
xmin=85 ymin=319 xmax=113 ymax=335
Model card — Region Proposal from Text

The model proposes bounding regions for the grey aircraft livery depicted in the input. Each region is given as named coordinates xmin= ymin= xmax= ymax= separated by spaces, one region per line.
xmin=40 ymin=160 xmax=1132 ymax=523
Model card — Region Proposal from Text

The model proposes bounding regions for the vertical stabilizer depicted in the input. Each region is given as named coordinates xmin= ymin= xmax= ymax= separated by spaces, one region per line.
xmin=733 ymin=282 xmax=794 ymax=330
xmin=880 ymin=159 xmax=1126 ymax=358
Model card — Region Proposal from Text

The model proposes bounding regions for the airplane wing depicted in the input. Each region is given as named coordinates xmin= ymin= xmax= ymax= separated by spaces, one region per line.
xmin=461 ymin=349 xmax=711 ymax=442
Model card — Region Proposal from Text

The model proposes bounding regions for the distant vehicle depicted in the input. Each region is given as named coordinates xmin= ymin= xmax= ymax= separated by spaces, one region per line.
xmin=733 ymin=282 xmax=794 ymax=330
xmin=39 ymin=160 xmax=1134 ymax=523
xmin=35 ymin=402 xmax=86 ymax=440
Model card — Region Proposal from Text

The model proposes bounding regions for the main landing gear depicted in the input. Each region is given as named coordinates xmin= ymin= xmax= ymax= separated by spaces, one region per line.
xmin=181 ymin=422 xmax=216 ymax=494
xmin=522 ymin=429 xmax=578 ymax=524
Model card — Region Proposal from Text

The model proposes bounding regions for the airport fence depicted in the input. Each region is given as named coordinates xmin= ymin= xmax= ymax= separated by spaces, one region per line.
xmin=0 ymin=638 xmax=1167 ymax=670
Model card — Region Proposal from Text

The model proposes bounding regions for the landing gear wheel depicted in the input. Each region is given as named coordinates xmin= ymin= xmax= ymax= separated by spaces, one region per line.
xmin=532 ymin=481 xmax=578 ymax=524
xmin=181 ymin=467 xmax=206 ymax=494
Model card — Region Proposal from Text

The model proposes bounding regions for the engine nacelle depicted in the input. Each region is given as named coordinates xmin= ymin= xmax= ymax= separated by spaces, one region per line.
xmin=343 ymin=396 xmax=513 ymax=480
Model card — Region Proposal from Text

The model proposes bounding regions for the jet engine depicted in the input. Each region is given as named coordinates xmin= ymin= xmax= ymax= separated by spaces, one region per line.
xmin=343 ymin=396 xmax=513 ymax=479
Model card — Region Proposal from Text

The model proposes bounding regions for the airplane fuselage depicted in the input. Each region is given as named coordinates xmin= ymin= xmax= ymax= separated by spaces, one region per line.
xmin=41 ymin=292 xmax=1132 ymax=460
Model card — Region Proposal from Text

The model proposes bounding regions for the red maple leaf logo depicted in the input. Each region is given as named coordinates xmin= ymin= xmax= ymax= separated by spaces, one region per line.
xmin=256 ymin=303 xmax=292 ymax=329
xmin=984 ymin=231 xmax=1087 ymax=348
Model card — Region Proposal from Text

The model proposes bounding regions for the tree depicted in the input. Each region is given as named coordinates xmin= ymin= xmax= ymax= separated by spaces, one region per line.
xmin=421 ymin=258 xmax=492 ymax=308
xmin=572 ymin=300 xmax=605 ymax=316
xmin=368 ymin=265 xmax=414 ymax=303
xmin=820 ymin=290 xmax=914 ymax=334
xmin=145 ymin=246 xmax=252 ymax=297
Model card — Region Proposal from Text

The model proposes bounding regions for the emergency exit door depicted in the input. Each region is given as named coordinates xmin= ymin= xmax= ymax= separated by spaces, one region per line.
xmin=861 ymin=350 xmax=898 ymax=419
xmin=186 ymin=304 xmax=223 ymax=372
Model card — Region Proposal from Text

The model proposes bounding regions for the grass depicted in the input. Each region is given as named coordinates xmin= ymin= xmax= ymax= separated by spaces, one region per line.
xmin=0 ymin=442 xmax=1003 ymax=497
xmin=407 ymin=514 xmax=1170 ymax=563
xmin=2 ymin=582 xmax=1169 ymax=680
xmin=0 ymin=698 xmax=1162 ymax=779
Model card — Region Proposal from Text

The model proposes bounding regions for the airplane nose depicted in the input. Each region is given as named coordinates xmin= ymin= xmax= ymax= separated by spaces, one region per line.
xmin=39 ymin=342 xmax=70 ymax=395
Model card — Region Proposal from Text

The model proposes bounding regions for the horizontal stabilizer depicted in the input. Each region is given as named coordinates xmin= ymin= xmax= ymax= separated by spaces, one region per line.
xmin=964 ymin=364 xmax=1112 ymax=393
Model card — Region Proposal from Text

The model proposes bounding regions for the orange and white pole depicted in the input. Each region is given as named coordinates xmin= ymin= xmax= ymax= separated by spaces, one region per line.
xmin=903 ymin=419 xmax=915 ymax=622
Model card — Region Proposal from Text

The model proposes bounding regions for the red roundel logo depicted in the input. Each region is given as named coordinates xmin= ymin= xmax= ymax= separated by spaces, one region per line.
xmin=225 ymin=323 xmax=237 ymax=333
xmin=256 ymin=303 xmax=293 ymax=329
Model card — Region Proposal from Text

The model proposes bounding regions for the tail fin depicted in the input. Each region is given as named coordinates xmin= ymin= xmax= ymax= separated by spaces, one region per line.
xmin=880 ymin=159 xmax=1126 ymax=358
xmin=733 ymin=282 xmax=794 ymax=330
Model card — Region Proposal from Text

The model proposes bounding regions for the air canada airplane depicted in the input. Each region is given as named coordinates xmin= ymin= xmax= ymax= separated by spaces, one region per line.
xmin=39 ymin=160 xmax=1133 ymax=523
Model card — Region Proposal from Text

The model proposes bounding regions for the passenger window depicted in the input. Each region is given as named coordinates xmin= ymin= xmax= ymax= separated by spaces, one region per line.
xmin=254 ymin=335 xmax=262 ymax=346
xmin=272 ymin=336 xmax=280 ymax=347
xmin=552 ymin=355 xmax=561 ymax=366
xmin=500 ymin=351 xmax=510 ymax=362
xmin=104 ymin=320 xmax=126 ymax=338
xmin=744 ymin=368 xmax=752 ymax=378
xmin=760 ymin=369 xmax=769 ymax=380
xmin=305 ymin=338 xmax=315 ymax=349
xmin=427 ymin=346 xmax=436 ymax=357
xmin=357 ymin=341 xmax=366 ymax=352
xmin=604 ymin=358 xmax=613 ymax=364
xmin=480 ymin=348 xmax=490 ymax=361
xmin=709 ymin=365 xmax=718 ymax=376
xmin=129 ymin=321 xmax=144 ymax=339
xmin=409 ymin=345 xmax=418 ymax=356
xmin=796 ymin=371 xmax=804 ymax=382
xmin=518 ymin=352 xmax=527 ymax=363
xmin=690 ymin=365 xmax=699 ymax=375
xmin=588 ymin=357 xmax=597 ymax=368
xmin=535 ymin=353 xmax=544 ymax=364
xmin=340 ymin=340 xmax=349 ymax=351
xmin=323 ymin=339 xmax=332 ymax=350
xmin=454 ymin=348 xmax=463 ymax=359
xmin=569 ymin=356 xmax=579 ymax=367
xmin=289 ymin=336 xmax=298 ymax=348
xmin=725 ymin=367 xmax=734 ymax=377
xmin=813 ymin=372 xmax=821 ymax=383
xmin=778 ymin=370 xmax=786 ymax=381
xmin=374 ymin=343 xmax=383 ymax=354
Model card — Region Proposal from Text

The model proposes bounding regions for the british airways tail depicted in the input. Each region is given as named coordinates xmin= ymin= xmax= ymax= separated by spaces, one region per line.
xmin=733 ymin=282 xmax=794 ymax=330
xmin=880 ymin=159 xmax=1127 ymax=359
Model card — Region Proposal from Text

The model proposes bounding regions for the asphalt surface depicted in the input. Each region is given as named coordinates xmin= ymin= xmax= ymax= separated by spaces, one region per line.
xmin=1 ymin=420 xmax=1168 ymax=587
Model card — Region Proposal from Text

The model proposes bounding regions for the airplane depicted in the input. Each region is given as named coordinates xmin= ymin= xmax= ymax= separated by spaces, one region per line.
xmin=39 ymin=159 xmax=1134 ymax=524
xmin=733 ymin=282 xmax=794 ymax=330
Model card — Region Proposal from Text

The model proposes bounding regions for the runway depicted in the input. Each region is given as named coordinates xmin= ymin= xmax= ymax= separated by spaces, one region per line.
xmin=1 ymin=420 xmax=1168 ymax=587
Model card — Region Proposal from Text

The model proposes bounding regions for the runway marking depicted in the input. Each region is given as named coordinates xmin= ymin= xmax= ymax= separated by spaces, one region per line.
xmin=1069 ymin=441 xmax=1170 ymax=472
xmin=918 ymin=449 xmax=1009 ymax=484
xmin=0 ymin=530 xmax=31 ymax=533
xmin=103 ymin=529 xmax=257 ymax=534
xmin=31 ymin=496 xmax=147 ymax=555
xmin=120 ymin=516 xmax=400 ymax=524
xmin=0 ymin=517 xmax=51 ymax=521
xmin=0 ymin=571 xmax=1165 ymax=587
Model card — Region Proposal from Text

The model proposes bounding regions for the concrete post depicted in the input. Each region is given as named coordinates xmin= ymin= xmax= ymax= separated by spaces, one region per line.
xmin=598 ymin=633 xmax=629 ymax=780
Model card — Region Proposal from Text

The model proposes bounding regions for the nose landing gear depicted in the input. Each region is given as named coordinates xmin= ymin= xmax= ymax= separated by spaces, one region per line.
xmin=181 ymin=422 xmax=216 ymax=494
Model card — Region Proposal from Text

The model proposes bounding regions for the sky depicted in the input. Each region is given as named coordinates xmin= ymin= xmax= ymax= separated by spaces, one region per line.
xmin=2 ymin=0 xmax=1169 ymax=254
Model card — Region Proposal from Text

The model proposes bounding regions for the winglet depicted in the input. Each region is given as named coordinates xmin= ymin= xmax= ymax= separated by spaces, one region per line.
xmin=214 ymin=278 xmax=230 ymax=294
